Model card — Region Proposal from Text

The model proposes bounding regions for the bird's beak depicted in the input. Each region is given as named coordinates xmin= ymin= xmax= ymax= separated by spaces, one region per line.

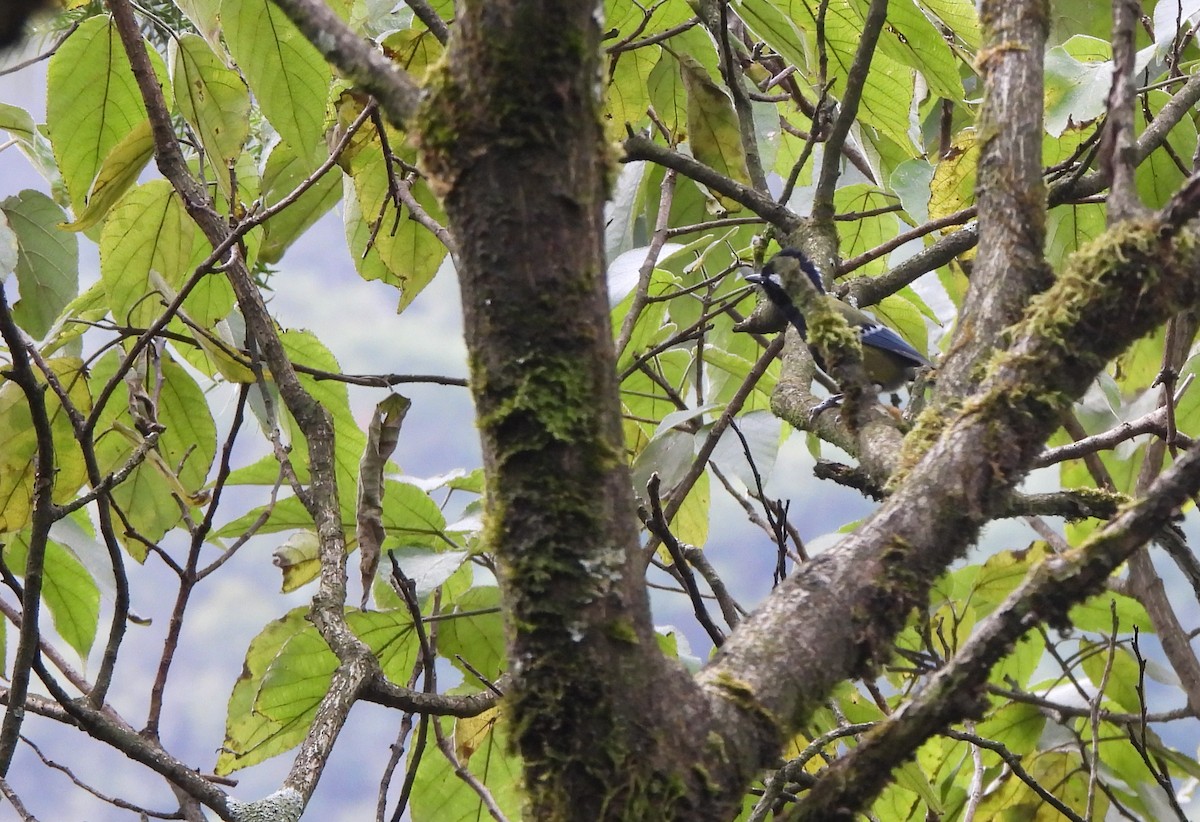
xmin=744 ymin=273 xmax=765 ymax=285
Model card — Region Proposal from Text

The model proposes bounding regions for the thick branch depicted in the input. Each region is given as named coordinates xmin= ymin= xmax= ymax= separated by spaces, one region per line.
xmin=793 ymin=435 xmax=1200 ymax=818
xmin=419 ymin=2 xmax=752 ymax=817
xmin=935 ymin=0 xmax=1050 ymax=399
xmin=698 ymin=220 xmax=1200 ymax=814
xmin=1100 ymin=0 xmax=1144 ymax=221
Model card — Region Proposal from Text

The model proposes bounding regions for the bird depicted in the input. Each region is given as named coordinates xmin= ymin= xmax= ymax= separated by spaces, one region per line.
xmin=745 ymin=247 xmax=932 ymax=397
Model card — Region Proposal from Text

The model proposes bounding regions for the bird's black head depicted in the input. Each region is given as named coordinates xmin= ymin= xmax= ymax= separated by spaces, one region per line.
xmin=744 ymin=248 xmax=827 ymax=340
xmin=769 ymin=248 xmax=825 ymax=292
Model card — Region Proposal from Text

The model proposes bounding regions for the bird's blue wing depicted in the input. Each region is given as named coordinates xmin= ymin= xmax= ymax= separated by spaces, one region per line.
xmin=859 ymin=324 xmax=931 ymax=368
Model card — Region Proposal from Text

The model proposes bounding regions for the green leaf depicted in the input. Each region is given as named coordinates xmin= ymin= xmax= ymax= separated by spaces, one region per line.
xmin=877 ymin=0 xmax=963 ymax=101
xmin=219 ymin=479 xmax=445 ymax=549
xmin=1 ymin=190 xmax=79 ymax=339
xmin=1114 ymin=325 xmax=1165 ymax=395
xmin=386 ymin=546 xmax=469 ymax=600
xmin=750 ymin=0 xmax=917 ymax=153
xmin=873 ymin=292 xmax=930 ymax=360
xmin=890 ymin=158 xmax=935 ymax=224
xmin=974 ymin=701 xmax=1045 ymax=758
xmin=42 ymin=539 xmax=101 ymax=659
xmin=176 ymin=0 xmax=223 ymax=49
xmin=607 ymin=43 xmax=655 ymax=129
xmin=440 ymin=584 xmax=505 ymax=681
xmin=976 ymin=751 xmax=1104 ymax=819
xmin=707 ymin=409 xmax=782 ymax=489
xmin=1045 ymin=201 xmax=1105 ymax=262
xmin=38 ymin=281 xmax=109 ymax=358
xmin=648 ymin=49 xmax=687 ymax=140
xmin=0 ymin=212 xmax=16 ymax=277
xmin=835 ymin=184 xmax=902 ymax=273
xmin=612 ymin=266 xmax=678 ymax=366
xmin=673 ymin=467 xmax=710 ymax=548
xmin=156 ymin=354 xmax=217 ymax=495
xmin=1080 ymin=643 xmax=1143 ymax=713
xmin=258 ymin=141 xmax=342 ymax=263
xmin=411 ymin=713 xmax=524 ymax=821
xmin=380 ymin=28 xmax=444 ymax=82
xmin=61 ymin=118 xmax=156 ymax=233
xmin=99 ymin=180 xmax=198 ymax=327
xmin=1135 ymin=89 xmax=1198 ymax=210
xmin=271 ymin=530 xmax=320 ymax=592
xmin=963 ymin=544 xmax=1043 ymax=616
xmin=0 ymin=102 xmax=35 ymax=141
xmin=992 ymin=625 xmax=1045 ymax=688
xmin=892 ymin=759 xmax=943 ymax=814
xmin=1044 ymin=37 xmax=1112 ymax=137
xmin=4 ymin=532 xmax=100 ymax=661
xmin=218 ymin=607 xmax=416 ymax=774
xmin=222 ymin=0 xmax=332 ymax=164
xmin=380 ymin=479 xmax=448 ymax=546
xmin=88 ymin=353 xmax=180 ymax=559
xmin=631 ymin=428 xmax=696 ymax=499
xmin=343 ymin=175 xmax=447 ymax=311
xmin=281 ymin=328 xmax=368 ymax=489
xmin=1173 ymin=355 xmax=1200 ymax=439
xmin=917 ymin=0 xmax=980 ymax=52
xmin=703 ymin=347 xmax=778 ymax=406
xmin=929 ymin=131 xmax=978 ymax=219
xmin=770 ymin=117 xmax=815 ymax=193
xmin=678 ymin=53 xmax=752 ymax=198
xmin=218 ymin=609 xmax=313 ymax=774
xmin=1069 ymin=590 xmax=1154 ymax=634
xmin=733 ymin=0 xmax=811 ymax=72
xmin=605 ymin=0 xmax=696 ymax=41
xmin=46 ymin=16 xmax=166 ymax=213
xmin=341 ymin=130 xmax=448 ymax=310
xmin=704 ymin=321 xmax=777 ymax=407
xmin=172 ymin=33 xmax=251 ymax=172
xmin=0 ymin=358 xmax=91 ymax=533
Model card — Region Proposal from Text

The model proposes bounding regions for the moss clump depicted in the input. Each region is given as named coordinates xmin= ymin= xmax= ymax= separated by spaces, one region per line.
xmin=890 ymin=402 xmax=954 ymax=486
xmin=710 ymin=671 xmax=779 ymax=732
xmin=478 ymin=357 xmax=598 ymax=458
xmin=414 ymin=54 xmax=463 ymax=198
xmin=852 ymin=536 xmax=926 ymax=672
xmin=605 ymin=618 xmax=639 ymax=644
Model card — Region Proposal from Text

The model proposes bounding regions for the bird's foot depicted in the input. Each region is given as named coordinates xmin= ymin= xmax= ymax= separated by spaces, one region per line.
xmin=808 ymin=393 xmax=844 ymax=424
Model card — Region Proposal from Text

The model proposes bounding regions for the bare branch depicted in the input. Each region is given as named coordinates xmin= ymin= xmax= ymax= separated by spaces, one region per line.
xmin=0 ymin=288 xmax=58 ymax=775
xmin=266 ymin=0 xmax=422 ymax=127
xmin=622 ymin=133 xmax=804 ymax=232
xmin=811 ymin=0 xmax=887 ymax=222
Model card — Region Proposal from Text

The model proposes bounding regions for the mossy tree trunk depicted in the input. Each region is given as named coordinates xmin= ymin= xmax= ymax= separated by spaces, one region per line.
xmin=418 ymin=2 xmax=754 ymax=818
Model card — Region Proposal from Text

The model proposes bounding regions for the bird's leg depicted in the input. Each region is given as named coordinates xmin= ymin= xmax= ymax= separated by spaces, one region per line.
xmin=808 ymin=393 xmax=844 ymax=424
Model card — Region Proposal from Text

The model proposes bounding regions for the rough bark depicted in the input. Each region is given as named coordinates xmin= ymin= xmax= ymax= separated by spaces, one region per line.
xmin=418 ymin=2 xmax=753 ymax=817
xmin=936 ymin=0 xmax=1052 ymax=399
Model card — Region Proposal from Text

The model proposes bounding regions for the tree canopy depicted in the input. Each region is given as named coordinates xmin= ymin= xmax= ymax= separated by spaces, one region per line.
xmin=4 ymin=0 xmax=1200 ymax=819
